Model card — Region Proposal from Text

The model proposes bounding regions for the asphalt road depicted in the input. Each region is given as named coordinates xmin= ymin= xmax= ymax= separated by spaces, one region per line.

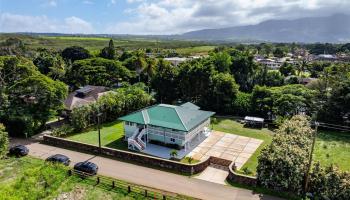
xmin=12 ymin=139 xmax=283 ymax=200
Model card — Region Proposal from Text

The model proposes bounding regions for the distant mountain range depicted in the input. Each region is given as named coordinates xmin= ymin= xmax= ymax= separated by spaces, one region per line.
xmin=179 ymin=14 xmax=350 ymax=43
xmin=4 ymin=14 xmax=350 ymax=43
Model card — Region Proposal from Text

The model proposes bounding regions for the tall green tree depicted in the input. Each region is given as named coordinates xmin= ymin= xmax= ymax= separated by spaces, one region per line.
xmin=61 ymin=46 xmax=91 ymax=62
xmin=0 ymin=124 xmax=9 ymax=159
xmin=209 ymin=73 xmax=239 ymax=113
xmin=66 ymin=57 xmax=132 ymax=88
xmin=228 ymin=49 xmax=258 ymax=92
xmin=257 ymin=115 xmax=313 ymax=195
xmin=0 ymin=56 xmax=67 ymax=136
xmin=100 ymin=39 xmax=116 ymax=59
xmin=211 ymin=51 xmax=232 ymax=73
xmin=151 ymin=59 xmax=179 ymax=103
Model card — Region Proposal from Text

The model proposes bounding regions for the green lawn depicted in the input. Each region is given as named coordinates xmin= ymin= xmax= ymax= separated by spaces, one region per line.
xmin=211 ymin=117 xmax=274 ymax=175
xmin=314 ymin=130 xmax=350 ymax=171
xmin=66 ymin=120 xmax=127 ymax=150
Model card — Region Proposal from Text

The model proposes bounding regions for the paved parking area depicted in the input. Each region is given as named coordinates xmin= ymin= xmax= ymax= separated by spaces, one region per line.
xmin=187 ymin=131 xmax=263 ymax=169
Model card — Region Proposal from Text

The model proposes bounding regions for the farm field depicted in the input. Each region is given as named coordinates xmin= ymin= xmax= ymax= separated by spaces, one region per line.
xmin=0 ymin=34 xmax=215 ymax=53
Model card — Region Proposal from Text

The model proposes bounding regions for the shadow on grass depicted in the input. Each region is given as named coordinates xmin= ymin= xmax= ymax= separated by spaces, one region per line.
xmin=105 ymin=138 xmax=128 ymax=151
xmin=226 ymin=180 xmax=301 ymax=200
xmin=317 ymin=130 xmax=350 ymax=143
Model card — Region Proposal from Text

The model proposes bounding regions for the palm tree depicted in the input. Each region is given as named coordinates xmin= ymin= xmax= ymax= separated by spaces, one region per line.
xmin=170 ymin=149 xmax=178 ymax=159
xmin=297 ymin=59 xmax=309 ymax=76
xmin=143 ymin=58 xmax=158 ymax=93
xmin=133 ymin=56 xmax=147 ymax=82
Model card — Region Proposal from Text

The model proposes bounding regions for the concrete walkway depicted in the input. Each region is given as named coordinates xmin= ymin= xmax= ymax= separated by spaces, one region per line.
xmin=11 ymin=139 xmax=282 ymax=200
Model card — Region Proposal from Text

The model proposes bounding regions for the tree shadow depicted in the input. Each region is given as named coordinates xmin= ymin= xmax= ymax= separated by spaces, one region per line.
xmin=105 ymin=137 xmax=128 ymax=151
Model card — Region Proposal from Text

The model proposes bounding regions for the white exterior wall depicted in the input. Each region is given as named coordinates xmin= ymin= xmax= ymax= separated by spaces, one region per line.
xmin=185 ymin=118 xmax=210 ymax=143
xmin=124 ymin=122 xmax=139 ymax=138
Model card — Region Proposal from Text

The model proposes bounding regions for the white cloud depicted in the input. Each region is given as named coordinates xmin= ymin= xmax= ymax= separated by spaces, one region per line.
xmin=110 ymin=0 xmax=116 ymax=5
xmin=107 ymin=0 xmax=350 ymax=34
xmin=83 ymin=0 xmax=94 ymax=5
xmin=0 ymin=13 xmax=94 ymax=33
xmin=41 ymin=0 xmax=57 ymax=7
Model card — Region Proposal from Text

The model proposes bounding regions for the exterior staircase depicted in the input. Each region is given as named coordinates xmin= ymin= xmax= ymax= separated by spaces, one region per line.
xmin=128 ymin=128 xmax=146 ymax=151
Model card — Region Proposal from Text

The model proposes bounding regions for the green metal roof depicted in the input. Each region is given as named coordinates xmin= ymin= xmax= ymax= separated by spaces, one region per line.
xmin=180 ymin=102 xmax=200 ymax=110
xmin=118 ymin=102 xmax=215 ymax=131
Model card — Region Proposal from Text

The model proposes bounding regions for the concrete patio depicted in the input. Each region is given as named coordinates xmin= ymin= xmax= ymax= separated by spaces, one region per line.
xmin=187 ymin=131 xmax=263 ymax=169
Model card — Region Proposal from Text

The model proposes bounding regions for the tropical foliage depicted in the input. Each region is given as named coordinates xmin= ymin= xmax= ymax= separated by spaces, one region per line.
xmin=257 ymin=115 xmax=313 ymax=195
xmin=0 ymin=123 xmax=8 ymax=159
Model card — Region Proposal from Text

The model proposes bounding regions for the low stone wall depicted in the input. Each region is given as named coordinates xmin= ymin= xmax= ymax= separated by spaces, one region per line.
xmin=227 ymin=162 xmax=257 ymax=186
xmin=43 ymin=135 xmax=212 ymax=174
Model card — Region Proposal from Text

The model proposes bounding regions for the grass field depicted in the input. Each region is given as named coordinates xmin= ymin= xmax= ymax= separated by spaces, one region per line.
xmin=67 ymin=120 xmax=127 ymax=150
xmin=0 ymin=34 xmax=215 ymax=53
xmin=211 ymin=117 xmax=274 ymax=175
xmin=0 ymin=156 xmax=157 ymax=200
xmin=314 ymin=130 xmax=350 ymax=171
xmin=176 ymin=45 xmax=216 ymax=56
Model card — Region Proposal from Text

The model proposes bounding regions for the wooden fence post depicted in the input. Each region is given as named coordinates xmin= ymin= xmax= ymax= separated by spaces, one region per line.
xmin=96 ymin=177 xmax=100 ymax=184
xmin=163 ymin=195 xmax=166 ymax=200
xmin=68 ymin=169 xmax=72 ymax=176
xmin=128 ymin=186 xmax=131 ymax=193
xmin=144 ymin=190 xmax=148 ymax=197
xmin=112 ymin=181 xmax=115 ymax=188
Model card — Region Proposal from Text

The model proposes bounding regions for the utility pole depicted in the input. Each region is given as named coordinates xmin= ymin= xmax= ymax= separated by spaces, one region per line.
xmin=97 ymin=112 xmax=103 ymax=153
xmin=304 ymin=121 xmax=319 ymax=193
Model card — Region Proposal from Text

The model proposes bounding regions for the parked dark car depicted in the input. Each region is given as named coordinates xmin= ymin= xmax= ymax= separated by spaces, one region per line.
xmin=9 ymin=145 xmax=29 ymax=157
xmin=74 ymin=161 xmax=98 ymax=175
xmin=46 ymin=154 xmax=71 ymax=166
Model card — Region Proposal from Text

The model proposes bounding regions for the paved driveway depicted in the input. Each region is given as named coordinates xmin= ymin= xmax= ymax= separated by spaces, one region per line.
xmin=187 ymin=131 xmax=263 ymax=169
xmin=11 ymin=139 xmax=282 ymax=200
xmin=195 ymin=166 xmax=229 ymax=185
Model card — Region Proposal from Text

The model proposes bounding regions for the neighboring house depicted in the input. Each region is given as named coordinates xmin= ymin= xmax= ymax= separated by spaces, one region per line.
xmin=256 ymin=58 xmax=282 ymax=69
xmin=299 ymin=77 xmax=317 ymax=85
xmin=164 ymin=57 xmax=189 ymax=66
xmin=62 ymin=85 xmax=109 ymax=116
xmin=315 ymin=54 xmax=337 ymax=61
xmin=119 ymin=102 xmax=215 ymax=152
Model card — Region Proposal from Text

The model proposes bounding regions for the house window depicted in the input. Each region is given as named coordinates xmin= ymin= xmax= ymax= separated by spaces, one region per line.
xmin=170 ymin=138 xmax=175 ymax=142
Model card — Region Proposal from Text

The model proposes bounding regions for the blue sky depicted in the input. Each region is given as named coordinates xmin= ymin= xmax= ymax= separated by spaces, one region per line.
xmin=0 ymin=0 xmax=349 ymax=34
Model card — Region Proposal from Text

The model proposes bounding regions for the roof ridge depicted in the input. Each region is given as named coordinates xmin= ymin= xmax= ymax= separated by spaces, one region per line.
xmin=174 ymin=107 xmax=188 ymax=131
xmin=142 ymin=110 xmax=150 ymax=124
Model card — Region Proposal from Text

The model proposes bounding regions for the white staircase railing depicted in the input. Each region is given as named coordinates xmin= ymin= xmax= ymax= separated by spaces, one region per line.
xmin=137 ymin=129 xmax=146 ymax=149
xmin=128 ymin=128 xmax=146 ymax=151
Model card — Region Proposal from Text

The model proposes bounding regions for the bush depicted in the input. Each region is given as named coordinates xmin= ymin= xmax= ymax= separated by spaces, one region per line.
xmin=309 ymin=163 xmax=350 ymax=200
xmin=232 ymin=92 xmax=252 ymax=116
xmin=257 ymin=115 xmax=313 ymax=195
xmin=70 ymin=105 xmax=92 ymax=132
xmin=0 ymin=124 xmax=9 ymax=159
xmin=51 ymin=124 xmax=74 ymax=137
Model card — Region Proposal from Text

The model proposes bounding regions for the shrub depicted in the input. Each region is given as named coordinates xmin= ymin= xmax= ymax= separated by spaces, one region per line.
xmin=257 ymin=115 xmax=313 ymax=195
xmin=0 ymin=124 xmax=9 ymax=159
xmin=309 ymin=163 xmax=350 ymax=200
xmin=51 ymin=124 xmax=74 ymax=137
